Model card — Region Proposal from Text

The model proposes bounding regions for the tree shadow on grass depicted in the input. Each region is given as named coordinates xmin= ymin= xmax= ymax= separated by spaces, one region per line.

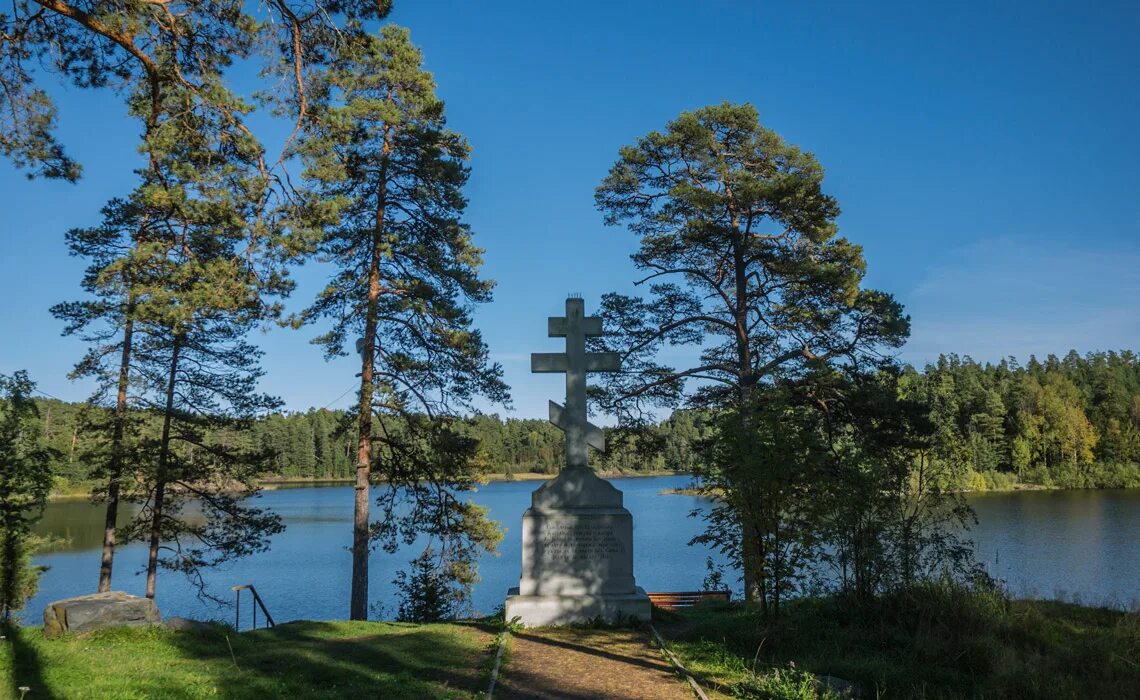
xmin=3 ymin=622 xmax=57 ymax=700
xmin=166 ymin=620 xmax=498 ymax=699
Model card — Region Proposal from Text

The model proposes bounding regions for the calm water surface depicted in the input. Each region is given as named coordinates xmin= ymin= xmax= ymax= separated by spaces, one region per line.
xmin=23 ymin=476 xmax=1140 ymax=623
xmin=970 ymin=489 xmax=1140 ymax=608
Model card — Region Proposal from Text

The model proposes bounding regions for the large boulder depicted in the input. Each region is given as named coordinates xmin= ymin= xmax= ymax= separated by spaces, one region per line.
xmin=43 ymin=591 xmax=161 ymax=638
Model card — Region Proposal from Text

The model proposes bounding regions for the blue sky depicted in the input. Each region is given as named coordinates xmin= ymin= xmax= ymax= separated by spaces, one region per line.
xmin=1 ymin=0 xmax=1137 ymax=418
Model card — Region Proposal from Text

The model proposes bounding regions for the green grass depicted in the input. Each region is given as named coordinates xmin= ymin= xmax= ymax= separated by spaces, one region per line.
xmin=1 ymin=619 xmax=496 ymax=699
xmin=655 ymin=584 xmax=1140 ymax=699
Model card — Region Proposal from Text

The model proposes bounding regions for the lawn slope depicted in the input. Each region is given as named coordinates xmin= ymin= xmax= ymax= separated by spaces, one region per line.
xmin=1 ymin=620 xmax=495 ymax=700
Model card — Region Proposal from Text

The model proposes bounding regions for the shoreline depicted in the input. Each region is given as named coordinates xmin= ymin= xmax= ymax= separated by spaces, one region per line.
xmin=659 ymin=481 xmax=1114 ymax=498
xmin=49 ymin=472 xmax=1134 ymax=501
xmin=259 ymin=469 xmax=686 ymax=489
xmin=49 ymin=469 xmax=687 ymax=500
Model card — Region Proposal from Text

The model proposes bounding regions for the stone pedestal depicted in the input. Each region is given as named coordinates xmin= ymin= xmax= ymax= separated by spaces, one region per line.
xmin=505 ymin=468 xmax=651 ymax=627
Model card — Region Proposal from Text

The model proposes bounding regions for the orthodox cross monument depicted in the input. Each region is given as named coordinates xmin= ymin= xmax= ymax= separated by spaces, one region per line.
xmin=504 ymin=297 xmax=652 ymax=626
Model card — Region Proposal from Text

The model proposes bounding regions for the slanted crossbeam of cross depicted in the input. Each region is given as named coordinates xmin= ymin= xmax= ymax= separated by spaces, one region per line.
xmin=531 ymin=298 xmax=621 ymax=469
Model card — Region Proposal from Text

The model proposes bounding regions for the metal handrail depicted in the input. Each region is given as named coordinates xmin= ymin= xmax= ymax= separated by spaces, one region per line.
xmin=231 ymin=584 xmax=275 ymax=631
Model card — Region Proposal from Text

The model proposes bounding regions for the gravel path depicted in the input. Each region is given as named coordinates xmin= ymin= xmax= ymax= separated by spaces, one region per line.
xmin=494 ymin=627 xmax=694 ymax=700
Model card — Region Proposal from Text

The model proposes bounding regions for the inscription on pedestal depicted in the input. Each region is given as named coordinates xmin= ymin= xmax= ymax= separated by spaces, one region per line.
xmin=539 ymin=523 xmax=626 ymax=560
xmin=520 ymin=510 xmax=637 ymax=596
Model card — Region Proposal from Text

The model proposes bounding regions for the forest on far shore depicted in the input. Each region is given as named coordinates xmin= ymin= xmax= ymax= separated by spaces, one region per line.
xmin=33 ymin=349 xmax=1140 ymax=492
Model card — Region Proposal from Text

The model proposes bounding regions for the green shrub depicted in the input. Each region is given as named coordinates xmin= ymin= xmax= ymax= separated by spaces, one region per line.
xmin=982 ymin=470 xmax=1017 ymax=491
xmin=393 ymin=549 xmax=458 ymax=623
xmin=732 ymin=663 xmax=842 ymax=699
xmin=659 ymin=583 xmax=1140 ymax=699
xmin=0 ymin=371 xmax=55 ymax=621
xmin=964 ymin=470 xmax=988 ymax=491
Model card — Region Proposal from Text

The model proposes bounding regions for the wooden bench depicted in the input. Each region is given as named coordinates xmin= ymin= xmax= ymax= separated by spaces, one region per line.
xmin=646 ymin=590 xmax=731 ymax=610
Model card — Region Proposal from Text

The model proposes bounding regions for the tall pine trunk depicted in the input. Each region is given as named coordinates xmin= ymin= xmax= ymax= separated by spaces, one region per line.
xmin=98 ymin=304 xmax=134 ymax=592
xmin=731 ymin=217 xmax=766 ymax=604
xmin=348 ymin=116 xmax=392 ymax=621
xmin=349 ymin=233 xmax=383 ymax=619
xmin=146 ymin=335 xmax=181 ymax=599
xmin=350 ymin=298 xmax=376 ymax=619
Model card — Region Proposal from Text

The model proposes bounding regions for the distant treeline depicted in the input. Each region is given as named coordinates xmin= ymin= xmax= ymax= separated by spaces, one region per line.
xmin=34 ymin=401 xmax=708 ymax=484
xmin=32 ymin=349 xmax=1140 ymax=490
xmin=901 ymin=350 xmax=1140 ymax=490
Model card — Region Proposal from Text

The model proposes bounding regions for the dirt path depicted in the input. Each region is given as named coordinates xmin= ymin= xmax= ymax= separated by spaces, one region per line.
xmin=493 ymin=627 xmax=694 ymax=700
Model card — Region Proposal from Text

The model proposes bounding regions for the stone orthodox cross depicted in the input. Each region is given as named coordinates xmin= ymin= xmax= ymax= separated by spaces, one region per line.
xmin=531 ymin=298 xmax=621 ymax=470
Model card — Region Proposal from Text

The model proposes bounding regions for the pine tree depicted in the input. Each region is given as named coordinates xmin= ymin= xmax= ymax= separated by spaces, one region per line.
xmin=0 ymin=372 xmax=54 ymax=620
xmin=296 ymin=26 xmax=508 ymax=620
xmin=125 ymin=73 xmax=296 ymax=599
xmin=1 ymin=0 xmax=392 ymax=180
xmin=51 ymin=197 xmax=151 ymax=592
xmin=592 ymin=103 xmax=909 ymax=605
xmin=35 ymin=0 xmax=393 ymax=595
xmin=52 ymin=71 xmax=295 ymax=599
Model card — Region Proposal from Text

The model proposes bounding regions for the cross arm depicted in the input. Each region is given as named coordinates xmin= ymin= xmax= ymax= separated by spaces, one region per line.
xmin=585 ymin=352 xmax=621 ymax=372
xmin=548 ymin=316 xmax=604 ymax=337
xmin=549 ymin=401 xmax=606 ymax=452
xmin=531 ymin=353 xmax=568 ymax=373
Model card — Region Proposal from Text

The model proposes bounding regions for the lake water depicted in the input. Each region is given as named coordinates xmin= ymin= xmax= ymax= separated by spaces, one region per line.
xmin=22 ymin=476 xmax=1140 ymax=624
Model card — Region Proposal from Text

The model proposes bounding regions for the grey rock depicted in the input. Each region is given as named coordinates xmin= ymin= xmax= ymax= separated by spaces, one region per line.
xmin=43 ymin=591 xmax=161 ymax=638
